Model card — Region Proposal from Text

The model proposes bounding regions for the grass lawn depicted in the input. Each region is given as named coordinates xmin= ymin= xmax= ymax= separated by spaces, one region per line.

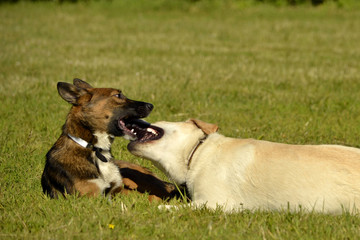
xmin=1 ymin=1 xmax=360 ymax=239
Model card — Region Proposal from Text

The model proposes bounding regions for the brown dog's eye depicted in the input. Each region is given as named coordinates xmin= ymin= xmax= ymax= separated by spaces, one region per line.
xmin=114 ymin=93 xmax=125 ymax=99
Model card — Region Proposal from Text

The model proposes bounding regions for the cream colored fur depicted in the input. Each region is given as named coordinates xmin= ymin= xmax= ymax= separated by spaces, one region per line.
xmin=92 ymin=131 xmax=122 ymax=195
xmin=129 ymin=120 xmax=360 ymax=213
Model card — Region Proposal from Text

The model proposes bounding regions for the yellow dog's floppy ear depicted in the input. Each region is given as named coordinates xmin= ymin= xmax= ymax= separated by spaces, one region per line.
xmin=187 ymin=119 xmax=219 ymax=135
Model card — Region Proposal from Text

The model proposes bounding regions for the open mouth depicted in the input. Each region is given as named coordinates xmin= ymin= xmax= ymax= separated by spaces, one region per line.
xmin=118 ymin=118 xmax=163 ymax=142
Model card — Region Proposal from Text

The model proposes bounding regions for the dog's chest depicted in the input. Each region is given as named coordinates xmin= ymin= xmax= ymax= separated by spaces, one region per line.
xmin=96 ymin=160 xmax=122 ymax=186
xmin=90 ymin=132 xmax=122 ymax=193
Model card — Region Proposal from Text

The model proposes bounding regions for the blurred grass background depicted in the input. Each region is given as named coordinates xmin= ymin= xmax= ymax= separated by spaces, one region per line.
xmin=1 ymin=0 xmax=360 ymax=239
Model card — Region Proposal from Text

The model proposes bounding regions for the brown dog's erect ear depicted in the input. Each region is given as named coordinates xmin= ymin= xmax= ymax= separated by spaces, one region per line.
xmin=187 ymin=118 xmax=219 ymax=135
xmin=57 ymin=82 xmax=88 ymax=105
xmin=73 ymin=78 xmax=93 ymax=89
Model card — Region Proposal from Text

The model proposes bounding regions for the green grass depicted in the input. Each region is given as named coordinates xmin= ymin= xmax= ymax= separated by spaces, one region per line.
xmin=1 ymin=1 xmax=360 ymax=239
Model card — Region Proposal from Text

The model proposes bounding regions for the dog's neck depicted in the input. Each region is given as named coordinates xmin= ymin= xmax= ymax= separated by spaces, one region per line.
xmin=64 ymin=116 xmax=94 ymax=143
xmin=93 ymin=131 xmax=114 ymax=151
xmin=187 ymin=135 xmax=208 ymax=170
xmin=67 ymin=132 xmax=114 ymax=163
xmin=64 ymin=115 xmax=114 ymax=147
xmin=64 ymin=117 xmax=114 ymax=163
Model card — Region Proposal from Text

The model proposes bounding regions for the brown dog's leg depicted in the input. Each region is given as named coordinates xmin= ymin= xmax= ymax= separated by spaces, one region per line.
xmin=112 ymin=160 xmax=187 ymax=201
xmin=74 ymin=180 xmax=102 ymax=197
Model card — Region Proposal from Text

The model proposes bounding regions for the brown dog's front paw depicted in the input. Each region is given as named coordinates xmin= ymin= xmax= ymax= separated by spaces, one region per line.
xmin=112 ymin=160 xmax=188 ymax=201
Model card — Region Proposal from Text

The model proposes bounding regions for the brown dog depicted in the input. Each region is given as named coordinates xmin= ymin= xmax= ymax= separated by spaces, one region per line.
xmin=41 ymin=79 xmax=182 ymax=200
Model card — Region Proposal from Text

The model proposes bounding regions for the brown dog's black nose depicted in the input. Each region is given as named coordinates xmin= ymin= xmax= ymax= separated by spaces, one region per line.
xmin=134 ymin=102 xmax=154 ymax=118
xmin=146 ymin=103 xmax=154 ymax=112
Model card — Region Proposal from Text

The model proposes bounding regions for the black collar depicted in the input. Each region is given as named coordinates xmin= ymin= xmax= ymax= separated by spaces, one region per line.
xmin=187 ymin=136 xmax=208 ymax=170
xmin=67 ymin=133 xmax=109 ymax=163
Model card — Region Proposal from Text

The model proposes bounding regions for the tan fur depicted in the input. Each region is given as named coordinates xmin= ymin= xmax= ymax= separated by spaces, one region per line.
xmin=74 ymin=180 xmax=102 ymax=197
xmin=129 ymin=120 xmax=360 ymax=213
xmin=187 ymin=119 xmax=219 ymax=135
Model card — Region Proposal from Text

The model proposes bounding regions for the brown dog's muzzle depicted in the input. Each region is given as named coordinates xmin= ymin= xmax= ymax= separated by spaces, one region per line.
xmin=108 ymin=100 xmax=154 ymax=137
xmin=133 ymin=101 xmax=153 ymax=118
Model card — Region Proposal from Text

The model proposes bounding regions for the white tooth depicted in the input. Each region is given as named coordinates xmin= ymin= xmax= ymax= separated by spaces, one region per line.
xmin=147 ymin=128 xmax=157 ymax=134
xmin=131 ymin=129 xmax=134 ymax=133
xmin=124 ymin=135 xmax=137 ymax=141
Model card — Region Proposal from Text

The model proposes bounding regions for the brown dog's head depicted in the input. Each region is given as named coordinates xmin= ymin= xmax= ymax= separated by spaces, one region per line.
xmin=57 ymin=78 xmax=153 ymax=137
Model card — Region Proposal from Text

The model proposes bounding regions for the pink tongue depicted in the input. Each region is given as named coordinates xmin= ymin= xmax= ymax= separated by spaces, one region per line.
xmin=119 ymin=120 xmax=136 ymax=139
xmin=119 ymin=120 xmax=126 ymax=129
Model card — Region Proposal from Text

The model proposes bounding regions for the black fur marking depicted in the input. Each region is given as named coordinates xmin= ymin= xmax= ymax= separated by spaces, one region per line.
xmin=42 ymin=149 xmax=75 ymax=198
